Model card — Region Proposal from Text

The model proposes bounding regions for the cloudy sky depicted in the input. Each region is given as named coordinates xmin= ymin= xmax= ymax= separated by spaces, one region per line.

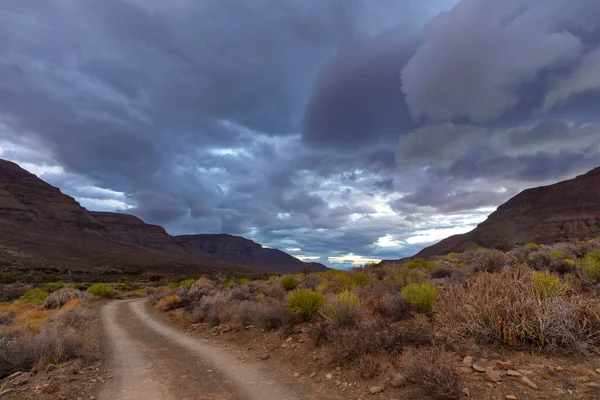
xmin=2 ymin=0 xmax=600 ymax=268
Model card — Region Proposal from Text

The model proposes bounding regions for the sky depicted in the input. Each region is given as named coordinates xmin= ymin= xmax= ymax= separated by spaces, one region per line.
xmin=2 ymin=0 xmax=600 ymax=269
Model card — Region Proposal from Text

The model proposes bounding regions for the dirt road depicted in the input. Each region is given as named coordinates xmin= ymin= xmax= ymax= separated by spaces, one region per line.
xmin=99 ymin=299 xmax=341 ymax=400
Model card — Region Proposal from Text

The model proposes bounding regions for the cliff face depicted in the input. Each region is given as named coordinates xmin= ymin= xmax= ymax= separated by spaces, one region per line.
xmin=90 ymin=211 xmax=188 ymax=254
xmin=177 ymin=234 xmax=329 ymax=273
xmin=415 ymin=167 xmax=600 ymax=258
xmin=0 ymin=159 xmax=104 ymax=231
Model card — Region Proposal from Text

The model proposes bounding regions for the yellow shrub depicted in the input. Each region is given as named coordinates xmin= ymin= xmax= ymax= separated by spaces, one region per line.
xmin=401 ymin=283 xmax=439 ymax=314
xmin=405 ymin=258 xmax=439 ymax=271
xmin=383 ymin=266 xmax=426 ymax=290
xmin=320 ymin=290 xmax=361 ymax=326
xmin=180 ymin=279 xmax=196 ymax=290
xmin=281 ymin=276 xmax=299 ymax=291
xmin=19 ymin=289 xmax=49 ymax=304
xmin=87 ymin=284 xmax=115 ymax=298
xmin=286 ymin=290 xmax=326 ymax=322
xmin=156 ymin=295 xmax=182 ymax=312
xmin=533 ymin=271 xmax=568 ymax=300
xmin=579 ymin=251 xmax=600 ymax=282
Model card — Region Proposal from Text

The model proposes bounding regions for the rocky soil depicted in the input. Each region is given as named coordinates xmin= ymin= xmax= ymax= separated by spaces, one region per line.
xmin=0 ymin=359 xmax=105 ymax=400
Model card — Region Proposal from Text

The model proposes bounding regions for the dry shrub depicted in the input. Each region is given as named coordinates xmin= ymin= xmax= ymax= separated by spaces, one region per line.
xmin=299 ymin=273 xmax=321 ymax=291
xmin=205 ymin=302 xmax=234 ymax=326
xmin=381 ymin=294 xmax=412 ymax=321
xmin=356 ymin=354 xmax=381 ymax=379
xmin=188 ymin=277 xmax=216 ymax=298
xmin=470 ymin=248 xmax=508 ymax=273
xmin=436 ymin=265 xmax=600 ymax=353
xmin=228 ymin=285 xmax=252 ymax=301
xmin=183 ymin=306 xmax=206 ymax=324
xmin=325 ymin=316 xmax=409 ymax=364
xmin=25 ymin=325 xmax=88 ymax=368
xmin=42 ymin=288 xmax=85 ymax=309
xmin=0 ymin=332 xmax=21 ymax=377
xmin=261 ymin=283 xmax=286 ymax=300
xmin=51 ymin=307 xmax=95 ymax=331
xmin=186 ymin=291 xmax=235 ymax=326
xmin=156 ymin=295 xmax=182 ymax=312
xmin=307 ymin=320 xmax=331 ymax=346
xmin=402 ymin=347 xmax=463 ymax=400
xmin=232 ymin=298 xmax=285 ymax=330
xmin=0 ymin=304 xmax=95 ymax=378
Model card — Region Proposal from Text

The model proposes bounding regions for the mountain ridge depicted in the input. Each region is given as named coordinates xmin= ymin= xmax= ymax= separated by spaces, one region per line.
xmin=0 ymin=159 xmax=327 ymax=275
xmin=409 ymin=166 xmax=600 ymax=259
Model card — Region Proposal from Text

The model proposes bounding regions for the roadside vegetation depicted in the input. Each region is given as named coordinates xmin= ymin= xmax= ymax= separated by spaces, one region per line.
xmin=150 ymin=238 xmax=600 ymax=399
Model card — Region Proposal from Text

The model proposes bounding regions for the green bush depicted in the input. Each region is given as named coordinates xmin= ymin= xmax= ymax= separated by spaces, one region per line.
xmin=38 ymin=282 xmax=62 ymax=292
xmin=401 ymin=283 xmax=439 ymax=314
xmin=550 ymin=251 xmax=566 ymax=259
xmin=351 ymin=273 xmax=369 ymax=287
xmin=19 ymin=288 xmax=49 ymax=304
xmin=286 ymin=289 xmax=326 ymax=321
xmin=281 ymin=276 xmax=299 ymax=291
xmin=320 ymin=270 xmax=354 ymax=293
xmin=219 ymin=279 xmax=233 ymax=288
xmin=406 ymin=258 xmax=439 ymax=271
xmin=268 ymin=275 xmax=278 ymax=281
xmin=579 ymin=251 xmax=600 ymax=282
xmin=320 ymin=290 xmax=361 ymax=326
xmin=180 ymin=279 xmax=196 ymax=290
xmin=237 ymin=278 xmax=251 ymax=285
xmin=533 ymin=271 xmax=567 ymax=300
xmin=383 ymin=266 xmax=426 ymax=290
xmin=87 ymin=283 xmax=115 ymax=298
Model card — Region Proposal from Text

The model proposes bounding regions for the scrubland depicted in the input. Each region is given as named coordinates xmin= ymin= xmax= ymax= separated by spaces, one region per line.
xmin=151 ymin=239 xmax=600 ymax=399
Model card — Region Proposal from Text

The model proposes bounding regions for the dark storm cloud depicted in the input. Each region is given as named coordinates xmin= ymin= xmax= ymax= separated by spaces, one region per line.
xmin=401 ymin=0 xmax=600 ymax=124
xmin=302 ymin=39 xmax=416 ymax=149
xmin=3 ymin=0 xmax=600 ymax=265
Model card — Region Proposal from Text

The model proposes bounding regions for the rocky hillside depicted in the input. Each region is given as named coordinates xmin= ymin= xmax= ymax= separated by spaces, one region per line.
xmin=177 ymin=234 xmax=328 ymax=273
xmin=0 ymin=159 xmax=324 ymax=275
xmin=0 ymin=159 xmax=103 ymax=231
xmin=90 ymin=211 xmax=188 ymax=255
xmin=413 ymin=167 xmax=600 ymax=258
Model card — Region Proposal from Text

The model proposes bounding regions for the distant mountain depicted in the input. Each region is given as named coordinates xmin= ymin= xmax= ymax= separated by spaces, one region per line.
xmin=90 ymin=211 xmax=189 ymax=255
xmin=0 ymin=159 xmax=326 ymax=275
xmin=177 ymin=234 xmax=329 ymax=273
xmin=411 ymin=167 xmax=600 ymax=259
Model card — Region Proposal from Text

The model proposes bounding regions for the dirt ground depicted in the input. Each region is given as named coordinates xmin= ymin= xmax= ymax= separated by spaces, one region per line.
xmin=98 ymin=299 xmax=344 ymax=400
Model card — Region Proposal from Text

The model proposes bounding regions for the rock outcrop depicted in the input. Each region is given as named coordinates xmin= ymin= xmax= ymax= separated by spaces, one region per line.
xmin=414 ymin=167 xmax=600 ymax=258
